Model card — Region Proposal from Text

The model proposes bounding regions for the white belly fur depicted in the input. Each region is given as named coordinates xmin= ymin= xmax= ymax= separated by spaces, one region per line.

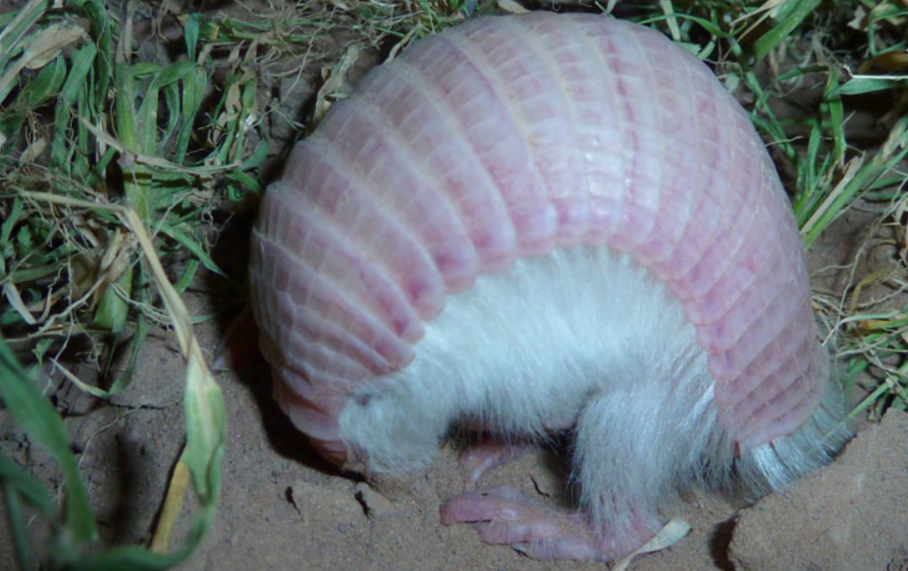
xmin=338 ymin=246 xmax=716 ymax=476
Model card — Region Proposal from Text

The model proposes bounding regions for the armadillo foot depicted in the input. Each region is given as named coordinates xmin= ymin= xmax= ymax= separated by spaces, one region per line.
xmin=440 ymin=486 xmax=652 ymax=561
xmin=459 ymin=437 xmax=534 ymax=485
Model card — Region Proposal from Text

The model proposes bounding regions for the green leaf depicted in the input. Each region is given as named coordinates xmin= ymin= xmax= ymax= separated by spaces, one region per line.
xmin=174 ymin=258 xmax=200 ymax=294
xmin=18 ymin=53 xmax=66 ymax=108
xmin=175 ymin=66 xmax=207 ymax=163
xmin=158 ymin=223 xmax=226 ymax=278
xmin=60 ymin=42 xmax=97 ymax=105
xmin=91 ymin=264 xmax=133 ymax=335
xmin=64 ymin=545 xmax=190 ymax=571
xmin=184 ymin=14 xmax=200 ymax=62
xmin=638 ymin=12 xmax=732 ymax=38
xmin=1 ymin=197 xmax=23 ymax=247
xmin=2 ymin=482 xmax=37 ymax=571
xmin=241 ymin=138 xmax=268 ymax=171
xmin=822 ymin=68 xmax=845 ymax=168
xmin=181 ymin=358 xmax=226 ymax=502
xmin=105 ymin=302 xmax=150 ymax=396
xmin=834 ymin=77 xmax=908 ymax=96
xmin=137 ymin=75 xmax=162 ymax=156
xmin=753 ymin=0 xmax=822 ymax=62
xmin=0 ymin=55 xmax=66 ymax=151
xmin=0 ymin=331 xmax=97 ymax=543
xmin=65 ymin=0 xmax=112 ymax=111
xmin=160 ymin=82 xmax=182 ymax=153
xmin=802 ymin=116 xmax=908 ymax=247
xmin=0 ymin=452 xmax=55 ymax=517
xmin=129 ymin=62 xmax=161 ymax=79
xmin=225 ymin=169 xmax=261 ymax=194
xmin=151 ymin=61 xmax=195 ymax=89
xmin=0 ymin=0 xmax=52 ymax=86
xmin=50 ymin=42 xmax=98 ymax=169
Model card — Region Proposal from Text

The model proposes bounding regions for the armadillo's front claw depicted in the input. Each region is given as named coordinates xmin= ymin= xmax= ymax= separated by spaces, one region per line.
xmin=440 ymin=486 xmax=649 ymax=562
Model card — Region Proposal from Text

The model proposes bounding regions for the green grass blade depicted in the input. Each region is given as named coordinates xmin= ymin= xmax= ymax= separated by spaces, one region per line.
xmin=114 ymin=63 xmax=153 ymax=220
xmin=2 ymin=483 xmax=37 ymax=571
xmin=184 ymin=14 xmax=200 ymax=62
xmin=753 ymin=0 xmax=822 ymax=62
xmin=0 ymin=54 xmax=66 ymax=146
xmin=151 ymin=61 xmax=195 ymax=89
xmin=137 ymin=76 xmax=161 ymax=156
xmin=160 ymin=82 xmax=182 ymax=153
xmin=0 ymin=332 xmax=97 ymax=543
xmin=802 ymin=116 xmax=908 ymax=247
xmin=822 ymin=68 xmax=845 ymax=168
xmin=226 ymin=170 xmax=262 ymax=194
xmin=0 ymin=451 xmax=56 ymax=517
xmin=50 ymin=42 xmax=97 ymax=169
xmin=65 ymin=545 xmax=189 ymax=571
xmin=175 ymin=66 xmax=207 ymax=163
xmin=240 ymin=139 xmax=268 ymax=171
xmin=105 ymin=311 xmax=150 ymax=396
xmin=1 ymin=196 xmax=24 ymax=249
xmin=59 ymin=42 xmax=98 ymax=105
xmin=0 ymin=0 xmax=51 ymax=84
xmin=173 ymin=258 xmax=199 ymax=294
xmin=91 ymin=264 xmax=133 ymax=335
xmin=158 ymin=222 xmax=226 ymax=278
xmin=65 ymin=0 xmax=111 ymax=112
xmin=835 ymin=77 xmax=908 ymax=96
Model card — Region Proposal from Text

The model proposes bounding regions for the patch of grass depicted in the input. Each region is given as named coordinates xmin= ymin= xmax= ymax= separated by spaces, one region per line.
xmin=0 ymin=0 xmax=239 ymax=567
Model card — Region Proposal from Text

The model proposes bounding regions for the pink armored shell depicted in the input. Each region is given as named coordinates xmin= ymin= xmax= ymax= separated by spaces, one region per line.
xmin=250 ymin=12 xmax=827 ymax=464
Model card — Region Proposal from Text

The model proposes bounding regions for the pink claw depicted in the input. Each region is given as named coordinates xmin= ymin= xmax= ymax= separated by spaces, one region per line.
xmin=459 ymin=438 xmax=534 ymax=485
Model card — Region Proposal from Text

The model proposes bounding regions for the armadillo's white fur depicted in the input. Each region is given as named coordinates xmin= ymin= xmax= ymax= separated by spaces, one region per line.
xmin=338 ymin=246 xmax=846 ymax=531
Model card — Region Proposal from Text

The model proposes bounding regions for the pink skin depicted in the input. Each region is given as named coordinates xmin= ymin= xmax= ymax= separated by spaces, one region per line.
xmin=458 ymin=413 xmax=578 ymax=485
xmin=249 ymin=12 xmax=837 ymax=562
xmin=452 ymin=440 xmax=652 ymax=561
xmin=459 ymin=436 xmax=535 ymax=486
xmin=440 ymin=487 xmax=657 ymax=561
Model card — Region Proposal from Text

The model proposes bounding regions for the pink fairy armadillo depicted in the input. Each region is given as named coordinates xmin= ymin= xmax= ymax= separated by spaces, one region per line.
xmin=250 ymin=12 xmax=848 ymax=561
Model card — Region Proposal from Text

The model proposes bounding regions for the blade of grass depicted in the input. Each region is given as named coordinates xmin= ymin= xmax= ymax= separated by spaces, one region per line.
xmin=835 ymin=76 xmax=908 ymax=96
xmin=1 ymin=479 xmax=37 ymax=571
xmin=66 ymin=0 xmax=112 ymax=113
xmin=0 ymin=451 xmax=56 ymax=517
xmin=173 ymin=259 xmax=199 ymax=294
xmin=802 ymin=116 xmax=908 ymax=247
xmin=157 ymin=222 xmax=226 ymax=278
xmin=50 ymin=42 xmax=98 ymax=171
xmin=0 ymin=23 xmax=85 ymax=101
xmin=175 ymin=66 xmax=207 ymax=162
xmin=0 ymin=330 xmax=96 ymax=543
xmin=0 ymin=0 xmax=51 ymax=99
xmin=753 ymin=0 xmax=822 ymax=62
xmin=0 ymin=54 xmax=66 ymax=151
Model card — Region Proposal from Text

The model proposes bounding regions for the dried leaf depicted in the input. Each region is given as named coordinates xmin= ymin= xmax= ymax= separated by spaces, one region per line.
xmin=611 ymin=518 xmax=692 ymax=571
